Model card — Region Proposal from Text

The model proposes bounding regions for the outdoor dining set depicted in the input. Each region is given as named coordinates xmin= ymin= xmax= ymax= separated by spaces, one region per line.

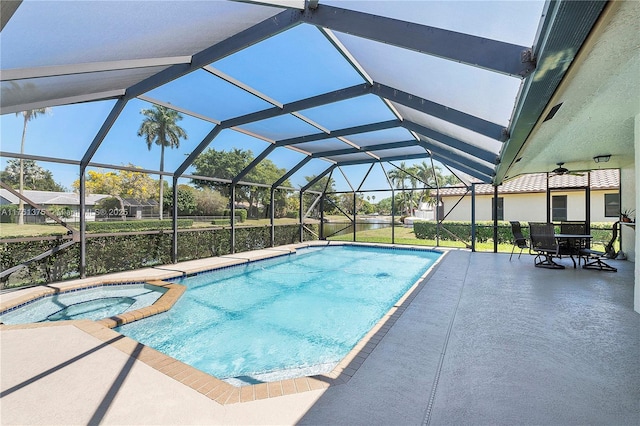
xmin=509 ymin=221 xmax=618 ymax=272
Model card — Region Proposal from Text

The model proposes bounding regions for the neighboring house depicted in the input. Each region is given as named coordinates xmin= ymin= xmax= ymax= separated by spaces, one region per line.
xmin=109 ymin=198 xmax=158 ymax=219
xmin=436 ymin=169 xmax=620 ymax=223
xmin=0 ymin=190 xmax=161 ymax=222
xmin=0 ymin=190 xmax=109 ymax=223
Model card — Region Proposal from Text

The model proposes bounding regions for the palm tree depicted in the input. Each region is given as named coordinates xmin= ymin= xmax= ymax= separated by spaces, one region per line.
xmin=138 ymin=105 xmax=187 ymax=219
xmin=16 ymin=108 xmax=50 ymax=225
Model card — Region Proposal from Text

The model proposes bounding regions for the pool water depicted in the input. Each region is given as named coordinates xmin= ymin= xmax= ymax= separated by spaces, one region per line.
xmin=0 ymin=284 xmax=165 ymax=324
xmin=117 ymin=245 xmax=441 ymax=383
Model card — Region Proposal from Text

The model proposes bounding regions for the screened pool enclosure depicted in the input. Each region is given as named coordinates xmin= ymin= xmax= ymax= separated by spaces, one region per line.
xmin=0 ymin=0 xmax=619 ymax=283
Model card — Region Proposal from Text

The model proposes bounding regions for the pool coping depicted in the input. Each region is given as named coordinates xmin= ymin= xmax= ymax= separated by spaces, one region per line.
xmin=0 ymin=241 xmax=448 ymax=405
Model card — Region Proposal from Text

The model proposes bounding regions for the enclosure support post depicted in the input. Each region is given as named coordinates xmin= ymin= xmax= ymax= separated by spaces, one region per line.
xmin=299 ymin=190 xmax=304 ymax=242
xmin=171 ymin=176 xmax=178 ymax=263
xmin=270 ymin=188 xmax=275 ymax=247
xmin=353 ymin=191 xmax=357 ymax=242
xmin=493 ymin=185 xmax=499 ymax=253
xmin=546 ymin=173 xmax=551 ymax=223
xmin=79 ymin=166 xmax=87 ymax=278
xmin=391 ymin=189 xmax=395 ymax=244
xmin=586 ymin=172 xmax=591 ymax=232
xmin=231 ymin=184 xmax=236 ymax=254
xmin=320 ymin=194 xmax=325 ymax=240
xmin=471 ymin=183 xmax=476 ymax=252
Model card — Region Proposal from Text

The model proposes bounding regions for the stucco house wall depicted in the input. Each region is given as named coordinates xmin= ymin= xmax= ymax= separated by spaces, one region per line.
xmin=441 ymin=190 xmax=619 ymax=223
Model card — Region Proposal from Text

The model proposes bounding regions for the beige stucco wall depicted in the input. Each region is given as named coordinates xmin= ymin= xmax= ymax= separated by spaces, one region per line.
xmin=441 ymin=190 xmax=619 ymax=223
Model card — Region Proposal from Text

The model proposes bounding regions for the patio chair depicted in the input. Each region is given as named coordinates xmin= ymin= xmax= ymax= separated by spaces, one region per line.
xmin=529 ymin=222 xmax=564 ymax=269
xmin=558 ymin=221 xmax=589 ymax=261
xmin=509 ymin=221 xmax=529 ymax=260
xmin=578 ymin=221 xmax=618 ymax=272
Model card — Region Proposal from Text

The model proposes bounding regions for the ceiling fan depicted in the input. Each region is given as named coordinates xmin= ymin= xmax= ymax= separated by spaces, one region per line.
xmin=551 ymin=162 xmax=584 ymax=176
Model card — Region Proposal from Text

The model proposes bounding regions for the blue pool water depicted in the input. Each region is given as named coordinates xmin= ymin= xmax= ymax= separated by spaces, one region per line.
xmin=117 ymin=245 xmax=441 ymax=383
xmin=0 ymin=284 xmax=165 ymax=324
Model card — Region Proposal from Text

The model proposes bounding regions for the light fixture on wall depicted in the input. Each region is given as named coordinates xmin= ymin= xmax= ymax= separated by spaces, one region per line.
xmin=593 ymin=155 xmax=611 ymax=163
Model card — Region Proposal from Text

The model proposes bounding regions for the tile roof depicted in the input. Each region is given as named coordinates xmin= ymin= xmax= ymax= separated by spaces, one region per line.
xmin=0 ymin=190 xmax=109 ymax=206
xmin=439 ymin=169 xmax=619 ymax=196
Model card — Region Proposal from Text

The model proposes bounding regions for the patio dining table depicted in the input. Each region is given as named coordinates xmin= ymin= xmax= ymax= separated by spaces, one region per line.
xmin=554 ymin=233 xmax=593 ymax=268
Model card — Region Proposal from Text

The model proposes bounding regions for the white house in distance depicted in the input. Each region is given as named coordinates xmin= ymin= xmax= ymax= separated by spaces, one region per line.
xmin=437 ymin=169 xmax=621 ymax=223
xmin=0 ymin=189 xmax=109 ymax=223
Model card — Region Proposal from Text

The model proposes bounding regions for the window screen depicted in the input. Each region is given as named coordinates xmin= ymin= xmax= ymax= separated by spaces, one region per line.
xmin=552 ymin=195 xmax=567 ymax=221
xmin=604 ymin=193 xmax=620 ymax=218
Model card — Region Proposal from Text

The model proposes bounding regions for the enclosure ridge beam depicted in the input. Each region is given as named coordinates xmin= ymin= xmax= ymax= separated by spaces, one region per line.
xmin=137 ymin=94 xmax=221 ymax=125
xmin=0 ymin=57 xmax=193 ymax=82
xmin=203 ymin=66 xmax=284 ymax=109
xmin=302 ymin=4 xmax=535 ymax=77
xmin=335 ymin=152 xmax=493 ymax=183
xmin=125 ymin=8 xmax=303 ymax=100
xmin=222 ymin=83 xmax=371 ymax=129
xmin=1 ymin=89 xmax=125 ymax=116
xmin=201 ymin=68 xmax=331 ymax=136
xmin=428 ymin=152 xmax=493 ymax=182
xmin=415 ymin=140 xmax=495 ymax=177
xmin=338 ymin=153 xmax=429 ymax=166
xmin=372 ymin=83 xmax=507 ymax=141
xmin=402 ymin=120 xmax=499 ymax=165
xmin=311 ymin=139 xmax=418 ymax=158
xmin=275 ymin=119 xmax=401 ymax=147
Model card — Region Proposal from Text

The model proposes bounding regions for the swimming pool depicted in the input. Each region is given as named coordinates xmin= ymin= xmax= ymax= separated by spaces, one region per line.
xmin=117 ymin=245 xmax=441 ymax=384
xmin=0 ymin=283 xmax=165 ymax=324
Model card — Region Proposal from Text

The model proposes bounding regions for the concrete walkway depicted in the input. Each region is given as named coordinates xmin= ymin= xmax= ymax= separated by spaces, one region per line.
xmin=1 ymin=249 xmax=639 ymax=425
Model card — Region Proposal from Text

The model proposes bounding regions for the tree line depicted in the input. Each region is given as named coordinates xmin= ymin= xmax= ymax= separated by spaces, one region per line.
xmin=4 ymin=104 xmax=462 ymax=224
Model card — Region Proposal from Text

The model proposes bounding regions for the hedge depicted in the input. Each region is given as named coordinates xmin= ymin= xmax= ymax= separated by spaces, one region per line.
xmin=85 ymin=219 xmax=193 ymax=233
xmin=0 ymin=238 xmax=80 ymax=286
xmin=413 ymin=221 xmax=513 ymax=243
xmin=1 ymin=224 xmax=318 ymax=289
xmin=413 ymin=221 xmax=618 ymax=245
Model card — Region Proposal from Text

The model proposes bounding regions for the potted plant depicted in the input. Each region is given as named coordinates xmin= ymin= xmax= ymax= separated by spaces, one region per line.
xmin=620 ymin=208 xmax=635 ymax=223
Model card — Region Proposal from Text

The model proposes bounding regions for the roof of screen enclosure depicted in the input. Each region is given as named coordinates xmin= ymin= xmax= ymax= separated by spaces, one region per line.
xmin=0 ymin=0 xmax=610 ymax=190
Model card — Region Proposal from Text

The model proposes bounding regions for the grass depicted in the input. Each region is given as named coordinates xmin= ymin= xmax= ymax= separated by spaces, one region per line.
xmin=0 ymin=223 xmax=70 ymax=238
xmin=328 ymin=225 xmax=517 ymax=253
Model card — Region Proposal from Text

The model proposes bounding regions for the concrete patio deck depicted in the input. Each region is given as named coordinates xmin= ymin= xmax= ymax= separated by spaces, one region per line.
xmin=1 ymin=247 xmax=638 ymax=425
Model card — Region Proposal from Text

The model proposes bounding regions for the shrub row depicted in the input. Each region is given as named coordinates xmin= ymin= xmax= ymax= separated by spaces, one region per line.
xmin=0 ymin=238 xmax=80 ymax=286
xmin=1 ymin=224 xmax=318 ymax=289
xmin=413 ymin=221 xmax=513 ymax=243
xmin=413 ymin=221 xmax=617 ymax=244
xmin=85 ymin=219 xmax=194 ymax=233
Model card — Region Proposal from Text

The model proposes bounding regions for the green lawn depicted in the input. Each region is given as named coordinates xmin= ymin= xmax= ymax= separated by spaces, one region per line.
xmin=328 ymin=225 xmax=516 ymax=253
xmin=0 ymin=223 xmax=70 ymax=238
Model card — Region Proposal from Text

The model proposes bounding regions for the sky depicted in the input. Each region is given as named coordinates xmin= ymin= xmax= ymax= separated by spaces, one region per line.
xmin=0 ymin=0 xmax=546 ymax=197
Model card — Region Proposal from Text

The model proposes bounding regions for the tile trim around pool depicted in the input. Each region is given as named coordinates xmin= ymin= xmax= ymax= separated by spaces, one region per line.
xmin=0 ymin=242 xmax=448 ymax=405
